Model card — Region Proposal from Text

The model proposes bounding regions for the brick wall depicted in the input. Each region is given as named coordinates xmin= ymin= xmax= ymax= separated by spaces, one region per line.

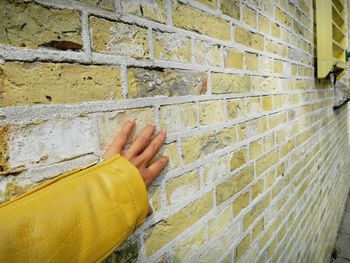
xmin=1 ymin=0 xmax=350 ymax=262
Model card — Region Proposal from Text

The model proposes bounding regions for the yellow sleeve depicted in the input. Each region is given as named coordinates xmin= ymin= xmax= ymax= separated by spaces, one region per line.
xmin=0 ymin=154 xmax=149 ymax=263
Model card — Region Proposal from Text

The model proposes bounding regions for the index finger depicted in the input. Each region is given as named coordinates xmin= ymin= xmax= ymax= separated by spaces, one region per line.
xmin=103 ymin=119 xmax=135 ymax=159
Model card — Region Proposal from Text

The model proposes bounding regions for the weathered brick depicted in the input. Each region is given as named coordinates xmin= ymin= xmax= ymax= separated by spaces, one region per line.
xmin=243 ymin=5 xmax=257 ymax=28
xmin=8 ymin=117 xmax=98 ymax=171
xmin=266 ymin=40 xmax=286 ymax=57
xmin=76 ymin=0 xmax=114 ymax=10
xmin=275 ymin=8 xmax=292 ymax=28
xmin=212 ymin=73 xmax=251 ymax=94
xmin=195 ymin=41 xmax=222 ymax=67
xmin=120 ymin=0 xmax=166 ymax=23
xmin=274 ymin=60 xmax=283 ymax=73
xmin=111 ymin=238 xmax=139 ymax=263
xmin=227 ymin=99 xmax=244 ymax=120
xmin=238 ymin=117 xmax=267 ymax=141
xmin=173 ymin=2 xmax=231 ymax=41
xmin=0 ymin=62 xmax=121 ymax=107
xmin=249 ymin=139 xmax=263 ymax=160
xmin=271 ymin=23 xmax=281 ymax=38
xmin=236 ymin=234 xmax=251 ymax=260
xmin=216 ymin=166 xmax=254 ymax=205
xmin=256 ymin=150 xmax=279 ymax=175
xmin=208 ymin=205 xmax=232 ymax=239
xmin=0 ymin=126 xmax=9 ymax=174
xmin=153 ymin=31 xmax=192 ymax=63
xmin=224 ymin=48 xmax=244 ymax=69
xmin=0 ymin=180 xmax=33 ymax=203
xmin=252 ymin=76 xmax=280 ymax=92
xmin=221 ymin=0 xmax=240 ymax=20
xmin=149 ymin=185 xmax=161 ymax=213
xmin=127 ymin=68 xmax=207 ymax=98
xmin=200 ymin=100 xmax=225 ymax=125
xmin=166 ymin=170 xmax=200 ymax=205
xmin=232 ymin=190 xmax=250 ymax=217
xmin=252 ymin=219 xmax=264 ymax=242
xmin=234 ymin=27 xmax=264 ymax=51
xmin=252 ymin=178 xmax=264 ymax=200
xmin=160 ymin=103 xmax=197 ymax=133
xmin=243 ymin=196 xmax=269 ymax=230
xmin=98 ymin=108 xmax=153 ymax=150
xmin=0 ymin=0 xmax=82 ymax=50
xmin=144 ymin=192 xmax=213 ymax=256
xmin=245 ymin=52 xmax=259 ymax=71
xmin=262 ymin=96 xmax=273 ymax=112
xmin=182 ymin=127 xmax=236 ymax=164
xmin=162 ymin=142 xmax=181 ymax=170
xmin=268 ymin=112 xmax=287 ymax=129
xmin=196 ymin=0 xmax=217 ymax=8
xmin=263 ymin=134 xmax=275 ymax=153
xmin=259 ymin=14 xmax=270 ymax=34
xmin=89 ymin=16 xmax=149 ymax=58
xmin=230 ymin=147 xmax=248 ymax=171
xmin=203 ymin=156 xmax=228 ymax=186
xmin=173 ymin=228 xmax=206 ymax=263
xmin=244 ymin=97 xmax=261 ymax=116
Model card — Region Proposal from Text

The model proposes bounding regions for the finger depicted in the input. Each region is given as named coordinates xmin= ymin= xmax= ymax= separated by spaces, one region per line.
xmin=137 ymin=130 xmax=166 ymax=164
xmin=125 ymin=123 xmax=156 ymax=158
xmin=104 ymin=119 xmax=135 ymax=159
xmin=144 ymin=156 xmax=169 ymax=186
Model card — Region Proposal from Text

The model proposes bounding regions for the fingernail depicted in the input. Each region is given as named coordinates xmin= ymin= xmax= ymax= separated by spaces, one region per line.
xmin=160 ymin=129 xmax=167 ymax=135
xmin=128 ymin=118 xmax=136 ymax=123
xmin=149 ymin=122 xmax=156 ymax=127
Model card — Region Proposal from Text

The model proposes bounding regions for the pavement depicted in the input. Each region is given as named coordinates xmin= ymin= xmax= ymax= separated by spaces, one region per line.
xmin=334 ymin=194 xmax=350 ymax=263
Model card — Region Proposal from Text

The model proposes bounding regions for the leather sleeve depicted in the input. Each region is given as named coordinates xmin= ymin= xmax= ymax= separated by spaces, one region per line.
xmin=0 ymin=154 xmax=149 ymax=263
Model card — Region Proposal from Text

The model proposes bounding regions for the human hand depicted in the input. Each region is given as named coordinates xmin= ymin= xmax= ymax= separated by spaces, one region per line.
xmin=103 ymin=119 xmax=169 ymax=187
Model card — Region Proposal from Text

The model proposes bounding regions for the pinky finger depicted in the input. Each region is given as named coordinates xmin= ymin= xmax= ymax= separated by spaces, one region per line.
xmin=145 ymin=156 xmax=169 ymax=186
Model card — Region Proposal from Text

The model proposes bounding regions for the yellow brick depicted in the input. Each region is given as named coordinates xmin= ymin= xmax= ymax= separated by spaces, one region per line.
xmin=149 ymin=185 xmax=161 ymax=213
xmin=182 ymin=127 xmax=236 ymax=164
xmin=232 ymin=190 xmax=250 ymax=217
xmin=236 ymin=234 xmax=251 ymax=260
xmin=259 ymin=14 xmax=270 ymax=34
xmin=227 ymin=99 xmax=244 ymax=120
xmin=273 ymin=95 xmax=283 ymax=110
xmin=243 ymin=196 xmax=269 ymax=231
xmin=224 ymin=48 xmax=244 ymax=69
xmin=212 ymin=73 xmax=251 ymax=94
xmin=208 ymin=205 xmax=232 ymax=239
xmin=200 ymin=100 xmax=225 ymax=125
xmin=127 ymin=67 xmax=207 ymax=98
xmin=267 ymin=238 xmax=277 ymax=257
xmin=0 ymin=126 xmax=9 ymax=174
xmin=77 ymin=0 xmax=114 ymax=10
xmin=0 ymin=1 xmax=82 ymax=50
xmin=275 ymin=8 xmax=292 ymax=28
xmin=162 ymin=142 xmax=180 ymax=170
xmin=262 ymin=96 xmax=273 ymax=112
xmin=280 ymin=139 xmax=294 ymax=158
xmin=244 ymin=97 xmax=261 ymax=115
xmin=274 ymin=60 xmax=283 ymax=73
xmin=195 ymin=40 xmax=222 ymax=67
xmin=166 ymin=170 xmax=200 ymax=205
xmin=90 ymin=16 xmax=148 ymax=58
xmin=243 ymin=5 xmax=257 ymax=28
xmin=196 ymin=0 xmax=217 ymax=8
xmin=249 ymin=139 xmax=263 ymax=160
xmin=173 ymin=228 xmax=206 ymax=263
xmin=256 ymin=150 xmax=279 ymax=175
xmin=234 ymin=27 xmax=264 ymax=51
xmin=271 ymin=23 xmax=281 ymax=38
xmin=245 ymin=52 xmax=259 ymax=71
xmin=230 ymin=147 xmax=248 ymax=171
xmin=173 ymin=2 xmax=231 ymax=41
xmin=252 ymin=178 xmax=264 ymax=200
xmin=266 ymin=40 xmax=286 ymax=57
xmin=204 ymin=156 xmax=228 ymax=186
xmin=263 ymin=134 xmax=275 ymax=153
xmin=144 ymin=192 xmax=213 ymax=256
xmin=153 ymin=31 xmax=192 ymax=62
xmin=0 ymin=62 xmax=121 ymax=107
xmin=216 ymin=166 xmax=253 ymax=205
xmin=266 ymin=170 xmax=275 ymax=188
xmin=259 ymin=224 xmax=274 ymax=248
xmin=252 ymin=218 xmax=264 ymax=241
xmin=160 ymin=103 xmax=197 ymax=133
xmin=121 ymin=0 xmax=166 ymax=23
xmin=268 ymin=112 xmax=287 ymax=129
xmin=221 ymin=0 xmax=240 ymax=19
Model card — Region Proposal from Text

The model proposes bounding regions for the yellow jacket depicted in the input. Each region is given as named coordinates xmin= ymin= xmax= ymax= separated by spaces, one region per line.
xmin=0 ymin=154 xmax=149 ymax=263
